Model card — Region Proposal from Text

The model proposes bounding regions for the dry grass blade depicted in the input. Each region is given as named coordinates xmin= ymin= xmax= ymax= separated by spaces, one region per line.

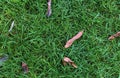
xmin=63 ymin=57 xmax=77 ymax=68
xmin=108 ymin=32 xmax=120 ymax=40
xmin=65 ymin=30 xmax=84 ymax=48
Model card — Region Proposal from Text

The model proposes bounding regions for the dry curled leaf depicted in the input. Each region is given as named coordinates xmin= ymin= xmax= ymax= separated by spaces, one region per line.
xmin=65 ymin=30 xmax=84 ymax=48
xmin=22 ymin=62 xmax=28 ymax=73
xmin=62 ymin=57 xmax=77 ymax=68
xmin=108 ymin=32 xmax=120 ymax=40
xmin=46 ymin=0 xmax=52 ymax=17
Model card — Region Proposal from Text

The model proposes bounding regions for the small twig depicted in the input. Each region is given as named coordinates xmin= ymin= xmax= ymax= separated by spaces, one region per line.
xmin=46 ymin=0 xmax=52 ymax=17
xmin=8 ymin=21 xmax=15 ymax=32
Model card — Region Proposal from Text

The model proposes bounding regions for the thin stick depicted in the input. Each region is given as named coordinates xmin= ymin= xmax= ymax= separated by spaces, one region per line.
xmin=47 ymin=0 xmax=52 ymax=17
xmin=8 ymin=21 xmax=15 ymax=32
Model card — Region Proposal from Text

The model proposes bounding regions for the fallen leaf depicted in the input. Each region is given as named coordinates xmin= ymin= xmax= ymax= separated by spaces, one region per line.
xmin=22 ymin=62 xmax=28 ymax=73
xmin=108 ymin=32 xmax=120 ymax=40
xmin=62 ymin=57 xmax=77 ymax=68
xmin=46 ymin=0 xmax=52 ymax=17
xmin=65 ymin=30 xmax=84 ymax=48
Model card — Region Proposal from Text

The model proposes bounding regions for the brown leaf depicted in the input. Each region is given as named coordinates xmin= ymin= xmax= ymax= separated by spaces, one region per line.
xmin=63 ymin=57 xmax=77 ymax=68
xmin=108 ymin=32 xmax=120 ymax=40
xmin=22 ymin=62 xmax=28 ymax=73
xmin=65 ymin=30 xmax=84 ymax=48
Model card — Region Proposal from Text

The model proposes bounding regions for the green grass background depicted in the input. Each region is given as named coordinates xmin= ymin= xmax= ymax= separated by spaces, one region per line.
xmin=0 ymin=0 xmax=120 ymax=78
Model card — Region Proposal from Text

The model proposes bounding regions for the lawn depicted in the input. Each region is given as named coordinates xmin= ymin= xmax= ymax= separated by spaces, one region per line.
xmin=0 ymin=0 xmax=120 ymax=78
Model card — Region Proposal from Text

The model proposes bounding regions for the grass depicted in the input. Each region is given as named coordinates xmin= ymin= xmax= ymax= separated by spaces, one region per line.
xmin=0 ymin=0 xmax=120 ymax=78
